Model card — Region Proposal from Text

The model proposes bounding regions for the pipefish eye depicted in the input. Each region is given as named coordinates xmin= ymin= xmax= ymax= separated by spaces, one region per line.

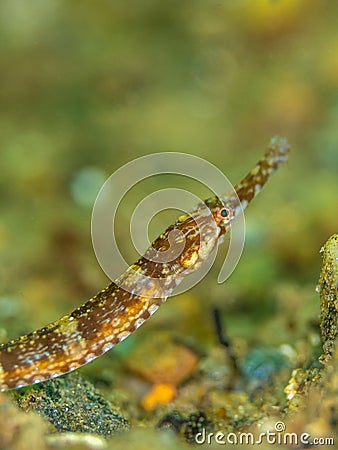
xmin=217 ymin=206 xmax=233 ymax=222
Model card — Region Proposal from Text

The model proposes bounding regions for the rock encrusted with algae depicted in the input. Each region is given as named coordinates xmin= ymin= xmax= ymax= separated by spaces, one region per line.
xmin=15 ymin=372 xmax=129 ymax=436
xmin=284 ymin=234 xmax=338 ymax=410
xmin=319 ymin=234 xmax=338 ymax=363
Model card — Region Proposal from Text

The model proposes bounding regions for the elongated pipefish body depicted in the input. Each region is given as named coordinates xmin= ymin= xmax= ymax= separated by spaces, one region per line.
xmin=0 ymin=137 xmax=289 ymax=391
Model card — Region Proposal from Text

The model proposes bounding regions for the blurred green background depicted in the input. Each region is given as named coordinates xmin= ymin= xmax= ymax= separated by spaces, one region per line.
xmin=0 ymin=0 xmax=337 ymax=359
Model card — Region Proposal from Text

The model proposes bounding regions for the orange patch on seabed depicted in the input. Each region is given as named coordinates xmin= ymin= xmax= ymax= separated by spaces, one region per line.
xmin=126 ymin=334 xmax=199 ymax=411
xmin=141 ymin=383 xmax=176 ymax=411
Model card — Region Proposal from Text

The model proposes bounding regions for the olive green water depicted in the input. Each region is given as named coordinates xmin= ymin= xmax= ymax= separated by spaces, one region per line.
xmin=0 ymin=1 xmax=337 ymax=449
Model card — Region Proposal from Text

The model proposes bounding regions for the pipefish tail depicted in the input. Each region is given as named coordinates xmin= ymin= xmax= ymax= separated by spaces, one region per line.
xmin=0 ymin=136 xmax=289 ymax=391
